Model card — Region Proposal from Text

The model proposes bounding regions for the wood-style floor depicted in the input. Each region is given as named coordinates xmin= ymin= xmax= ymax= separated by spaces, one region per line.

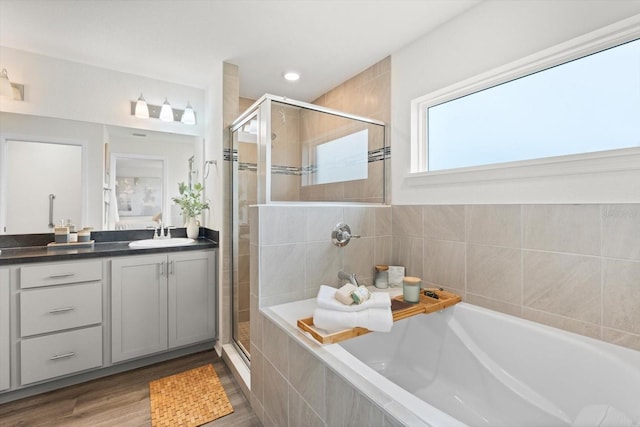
xmin=0 ymin=350 xmax=261 ymax=427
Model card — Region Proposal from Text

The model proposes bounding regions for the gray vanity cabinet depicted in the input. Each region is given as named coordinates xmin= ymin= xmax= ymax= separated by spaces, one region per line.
xmin=111 ymin=250 xmax=216 ymax=363
xmin=0 ymin=268 xmax=9 ymax=392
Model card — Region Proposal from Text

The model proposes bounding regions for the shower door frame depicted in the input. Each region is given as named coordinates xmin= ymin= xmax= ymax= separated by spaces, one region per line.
xmin=229 ymin=94 xmax=387 ymax=364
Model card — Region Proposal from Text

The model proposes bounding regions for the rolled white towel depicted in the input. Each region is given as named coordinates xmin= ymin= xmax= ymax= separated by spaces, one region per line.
xmin=312 ymin=307 xmax=393 ymax=333
xmin=316 ymin=285 xmax=391 ymax=312
xmin=572 ymin=405 xmax=637 ymax=427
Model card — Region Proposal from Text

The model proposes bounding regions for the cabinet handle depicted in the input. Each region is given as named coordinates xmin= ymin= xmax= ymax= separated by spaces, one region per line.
xmin=169 ymin=260 xmax=174 ymax=275
xmin=159 ymin=261 xmax=165 ymax=277
xmin=49 ymin=306 xmax=75 ymax=314
xmin=49 ymin=352 xmax=76 ymax=361
xmin=48 ymin=272 xmax=76 ymax=279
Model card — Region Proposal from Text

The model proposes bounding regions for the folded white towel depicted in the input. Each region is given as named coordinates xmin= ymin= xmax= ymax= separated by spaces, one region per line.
xmin=312 ymin=307 xmax=393 ymax=333
xmin=316 ymin=285 xmax=391 ymax=312
xmin=572 ymin=404 xmax=637 ymax=427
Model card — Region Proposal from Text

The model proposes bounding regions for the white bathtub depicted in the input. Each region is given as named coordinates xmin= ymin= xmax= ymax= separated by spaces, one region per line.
xmin=337 ymin=302 xmax=640 ymax=427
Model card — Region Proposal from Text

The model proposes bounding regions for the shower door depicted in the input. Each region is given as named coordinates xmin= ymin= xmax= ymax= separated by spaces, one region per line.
xmin=230 ymin=112 xmax=259 ymax=360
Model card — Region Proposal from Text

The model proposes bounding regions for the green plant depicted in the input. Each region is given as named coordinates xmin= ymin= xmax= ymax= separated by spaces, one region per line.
xmin=171 ymin=182 xmax=209 ymax=217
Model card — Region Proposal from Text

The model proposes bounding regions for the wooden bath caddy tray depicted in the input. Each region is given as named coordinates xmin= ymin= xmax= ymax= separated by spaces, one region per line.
xmin=297 ymin=288 xmax=461 ymax=344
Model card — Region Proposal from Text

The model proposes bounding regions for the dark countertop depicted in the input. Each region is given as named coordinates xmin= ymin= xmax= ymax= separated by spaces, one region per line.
xmin=0 ymin=228 xmax=218 ymax=266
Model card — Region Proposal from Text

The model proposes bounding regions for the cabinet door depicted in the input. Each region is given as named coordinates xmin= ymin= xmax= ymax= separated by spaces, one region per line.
xmin=111 ymin=255 xmax=168 ymax=363
xmin=168 ymin=250 xmax=216 ymax=348
xmin=0 ymin=269 xmax=9 ymax=391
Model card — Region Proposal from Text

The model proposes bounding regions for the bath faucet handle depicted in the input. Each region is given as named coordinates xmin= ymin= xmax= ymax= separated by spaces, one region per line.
xmin=332 ymin=223 xmax=360 ymax=247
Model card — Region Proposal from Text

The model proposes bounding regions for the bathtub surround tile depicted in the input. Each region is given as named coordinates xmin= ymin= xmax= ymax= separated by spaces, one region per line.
xmin=392 ymin=205 xmax=423 ymax=237
xmin=467 ymin=244 xmax=522 ymax=305
xmin=260 ymin=206 xmax=307 ymax=245
xmin=259 ymin=243 xmax=306 ymax=299
xmin=423 ymin=205 xmax=465 ymax=241
xmin=423 ymin=239 xmax=465 ymax=289
xmin=523 ymin=251 xmax=601 ymax=324
xmin=262 ymin=318 xmax=289 ymax=378
xmin=603 ymin=259 xmax=640 ymax=335
xmin=374 ymin=236 xmax=393 ymax=267
xmin=392 ymin=236 xmax=424 ymax=280
xmin=261 ymin=291 xmax=306 ymax=309
xmin=344 ymin=236 xmax=376 ymax=286
xmin=602 ymin=328 xmax=640 ymax=352
xmin=263 ymin=359 xmax=289 ymax=427
xmin=251 ymin=346 xmax=265 ymax=405
xmin=465 ymin=293 xmax=522 ymax=318
xmin=523 ymin=204 xmax=600 ymax=256
xmin=250 ymin=294 xmax=262 ymax=349
xmin=602 ymin=204 xmax=640 ymax=261
xmin=306 ymin=241 xmax=342 ymax=289
xmin=344 ymin=206 xmax=375 ymax=238
xmin=522 ymin=308 xmax=602 ymax=340
xmin=466 ymin=204 xmax=521 ymax=248
xmin=288 ymin=386 xmax=325 ymax=427
xmin=326 ymin=369 xmax=384 ymax=427
xmin=289 ymin=338 xmax=326 ymax=419
xmin=375 ymin=206 xmax=392 ymax=236
xmin=306 ymin=207 xmax=343 ymax=242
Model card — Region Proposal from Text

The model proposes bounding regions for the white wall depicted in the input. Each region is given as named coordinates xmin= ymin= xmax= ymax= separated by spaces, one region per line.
xmin=0 ymin=46 xmax=205 ymax=137
xmin=391 ymin=0 xmax=640 ymax=205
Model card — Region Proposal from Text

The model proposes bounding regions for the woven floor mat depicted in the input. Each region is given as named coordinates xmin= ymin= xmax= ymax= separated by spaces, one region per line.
xmin=149 ymin=364 xmax=234 ymax=427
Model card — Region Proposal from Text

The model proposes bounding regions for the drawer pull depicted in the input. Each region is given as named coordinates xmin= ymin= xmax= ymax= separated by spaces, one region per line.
xmin=49 ymin=306 xmax=75 ymax=314
xmin=49 ymin=352 xmax=76 ymax=361
xmin=48 ymin=272 xmax=76 ymax=279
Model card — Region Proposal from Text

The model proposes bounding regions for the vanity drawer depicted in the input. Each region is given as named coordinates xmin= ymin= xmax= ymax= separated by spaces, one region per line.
xmin=20 ymin=282 xmax=102 ymax=337
xmin=20 ymin=325 xmax=103 ymax=385
xmin=20 ymin=260 xmax=102 ymax=289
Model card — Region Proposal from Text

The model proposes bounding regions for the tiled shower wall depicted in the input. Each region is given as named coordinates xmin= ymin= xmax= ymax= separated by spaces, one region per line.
xmin=393 ymin=203 xmax=640 ymax=352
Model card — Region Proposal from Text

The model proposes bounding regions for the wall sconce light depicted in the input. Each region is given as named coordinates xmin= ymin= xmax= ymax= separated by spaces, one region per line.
xmin=130 ymin=97 xmax=196 ymax=124
xmin=134 ymin=93 xmax=149 ymax=118
xmin=159 ymin=98 xmax=173 ymax=122
xmin=181 ymin=102 xmax=196 ymax=125
xmin=0 ymin=68 xmax=25 ymax=101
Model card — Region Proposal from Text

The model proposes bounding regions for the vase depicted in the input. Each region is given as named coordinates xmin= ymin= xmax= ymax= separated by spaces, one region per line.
xmin=186 ymin=216 xmax=199 ymax=239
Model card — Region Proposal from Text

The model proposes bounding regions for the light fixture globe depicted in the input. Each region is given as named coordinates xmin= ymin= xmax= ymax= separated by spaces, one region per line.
xmin=134 ymin=93 xmax=149 ymax=118
xmin=181 ymin=102 xmax=196 ymax=125
xmin=159 ymin=98 xmax=174 ymax=122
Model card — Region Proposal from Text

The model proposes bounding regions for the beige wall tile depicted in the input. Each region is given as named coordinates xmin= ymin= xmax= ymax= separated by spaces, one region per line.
xmin=375 ymin=206 xmax=392 ymax=236
xmin=467 ymin=244 xmax=522 ymax=304
xmin=260 ymin=206 xmax=306 ymax=245
xmin=602 ymin=328 xmax=640 ymax=352
xmin=467 ymin=204 xmax=521 ymax=248
xmin=602 ymin=204 xmax=640 ymax=261
xmin=306 ymin=207 xmax=343 ymax=242
xmin=344 ymin=236 xmax=376 ymax=286
xmin=374 ymin=236 xmax=393 ymax=267
xmin=259 ymin=243 xmax=306 ymax=298
xmin=465 ymin=293 xmax=522 ymax=317
xmin=263 ymin=358 xmax=289 ymax=427
xmin=522 ymin=308 xmax=601 ymax=340
xmin=306 ymin=241 xmax=342 ymax=289
xmin=423 ymin=205 xmax=465 ymax=241
xmin=262 ymin=318 xmax=289 ymax=378
xmin=523 ymin=204 xmax=600 ymax=255
xmin=289 ymin=338 xmax=326 ymax=419
xmin=523 ymin=251 xmax=601 ymax=324
xmin=392 ymin=236 xmax=424 ymax=280
xmin=422 ymin=239 xmax=464 ymax=289
xmin=603 ymin=259 xmax=640 ymax=334
xmin=344 ymin=206 xmax=375 ymax=238
xmin=392 ymin=205 xmax=423 ymax=237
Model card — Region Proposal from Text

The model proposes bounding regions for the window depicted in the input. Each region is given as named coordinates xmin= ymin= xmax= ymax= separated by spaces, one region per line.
xmin=413 ymin=34 xmax=640 ymax=174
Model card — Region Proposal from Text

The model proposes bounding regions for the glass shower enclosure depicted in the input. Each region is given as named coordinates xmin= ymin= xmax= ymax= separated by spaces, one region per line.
xmin=229 ymin=94 xmax=386 ymax=361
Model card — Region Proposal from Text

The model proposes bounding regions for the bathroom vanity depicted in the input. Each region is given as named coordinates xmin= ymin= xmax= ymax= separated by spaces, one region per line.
xmin=0 ymin=229 xmax=218 ymax=403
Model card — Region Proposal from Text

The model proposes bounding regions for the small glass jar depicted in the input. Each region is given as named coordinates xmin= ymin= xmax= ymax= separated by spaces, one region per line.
xmin=403 ymin=276 xmax=422 ymax=303
xmin=374 ymin=265 xmax=389 ymax=289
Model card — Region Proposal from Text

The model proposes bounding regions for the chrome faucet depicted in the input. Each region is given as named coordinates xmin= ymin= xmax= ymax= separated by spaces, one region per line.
xmin=338 ymin=270 xmax=359 ymax=287
xmin=154 ymin=221 xmax=173 ymax=239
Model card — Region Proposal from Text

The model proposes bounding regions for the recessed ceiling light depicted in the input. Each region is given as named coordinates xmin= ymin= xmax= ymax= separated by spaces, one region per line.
xmin=283 ymin=71 xmax=300 ymax=81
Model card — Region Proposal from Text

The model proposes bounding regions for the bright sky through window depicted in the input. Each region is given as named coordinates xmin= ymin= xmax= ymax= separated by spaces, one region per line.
xmin=427 ymin=39 xmax=640 ymax=171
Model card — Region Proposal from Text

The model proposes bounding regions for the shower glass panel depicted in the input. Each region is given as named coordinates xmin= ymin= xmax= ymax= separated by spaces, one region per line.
xmin=229 ymin=95 xmax=386 ymax=364
xmin=270 ymin=100 xmax=386 ymax=203
xmin=230 ymin=112 xmax=257 ymax=360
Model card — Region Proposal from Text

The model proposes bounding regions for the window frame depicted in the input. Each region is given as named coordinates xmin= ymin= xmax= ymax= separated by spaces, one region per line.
xmin=409 ymin=15 xmax=640 ymax=186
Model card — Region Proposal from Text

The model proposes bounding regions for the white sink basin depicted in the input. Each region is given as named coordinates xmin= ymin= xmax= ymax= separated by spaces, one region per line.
xmin=129 ymin=238 xmax=195 ymax=248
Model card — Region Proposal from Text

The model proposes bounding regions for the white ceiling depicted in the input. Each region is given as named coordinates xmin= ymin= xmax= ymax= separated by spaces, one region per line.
xmin=0 ymin=0 xmax=480 ymax=102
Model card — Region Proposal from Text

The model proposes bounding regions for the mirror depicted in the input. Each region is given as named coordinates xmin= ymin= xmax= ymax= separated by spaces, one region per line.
xmin=0 ymin=111 xmax=198 ymax=233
